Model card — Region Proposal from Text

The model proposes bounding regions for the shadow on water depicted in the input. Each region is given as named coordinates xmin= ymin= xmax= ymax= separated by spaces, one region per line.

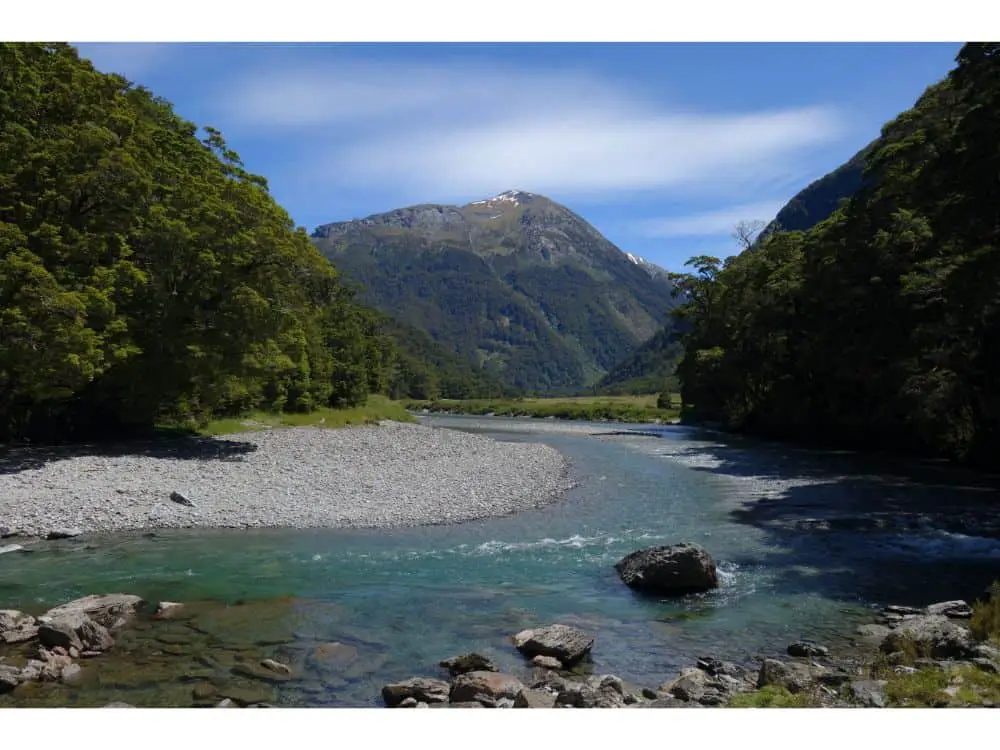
xmin=663 ymin=432 xmax=1000 ymax=607
xmin=0 ymin=435 xmax=258 ymax=476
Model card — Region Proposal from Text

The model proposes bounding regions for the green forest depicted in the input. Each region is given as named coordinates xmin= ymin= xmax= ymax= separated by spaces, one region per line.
xmin=670 ymin=43 xmax=999 ymax=469
xmin=0 ymin=43 xmax=490 ymax=442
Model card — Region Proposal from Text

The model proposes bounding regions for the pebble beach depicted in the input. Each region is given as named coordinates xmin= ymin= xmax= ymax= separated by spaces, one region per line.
xmin=0 ymin=421 xmax=574 ymax=540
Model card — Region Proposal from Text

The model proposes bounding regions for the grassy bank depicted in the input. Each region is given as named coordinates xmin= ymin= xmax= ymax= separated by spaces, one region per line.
xmin=198 ymin=395 xmax=417 ymax=436
xmin=404 ymin=394 xmax=680 ymax=424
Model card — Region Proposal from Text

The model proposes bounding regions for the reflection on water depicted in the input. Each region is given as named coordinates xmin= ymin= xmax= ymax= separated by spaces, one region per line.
xmin=2 ymin=415 xmax=999 ymax=706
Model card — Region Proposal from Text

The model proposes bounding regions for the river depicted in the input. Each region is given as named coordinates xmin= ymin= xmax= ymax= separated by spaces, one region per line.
xmin=2 ymin=415 xmax=999 ymax=707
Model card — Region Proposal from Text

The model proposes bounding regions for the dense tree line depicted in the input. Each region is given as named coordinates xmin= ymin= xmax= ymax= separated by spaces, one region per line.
xmin=0 ymin=43 xmax=488 ymax=442
xmin=671 ymin=43 xmax=1000 ymax=469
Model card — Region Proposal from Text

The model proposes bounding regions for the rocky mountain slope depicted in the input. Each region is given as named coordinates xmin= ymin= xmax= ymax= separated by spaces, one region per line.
xmin=312 ymin=191 xmax=678 ymax=394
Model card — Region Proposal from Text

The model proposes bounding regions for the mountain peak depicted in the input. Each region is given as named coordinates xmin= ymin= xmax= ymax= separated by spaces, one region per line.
xmin=467 ymin=189 xmax=538 ymax=207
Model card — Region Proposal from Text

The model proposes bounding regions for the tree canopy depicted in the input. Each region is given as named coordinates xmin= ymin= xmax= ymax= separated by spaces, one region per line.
xmin=670 ymin=43 xmax=1000 ymax=469
xmin=0 ymin=43 xmax=473 ymax=441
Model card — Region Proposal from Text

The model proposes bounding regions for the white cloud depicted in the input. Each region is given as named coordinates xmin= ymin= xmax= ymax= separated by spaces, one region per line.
xmin=636 ymin=200 xmax=787 ymax=238
xmin=216 ymin=60 xmax=848 ymax=203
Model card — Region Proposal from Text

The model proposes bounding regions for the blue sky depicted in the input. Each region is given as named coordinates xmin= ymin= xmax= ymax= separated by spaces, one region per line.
xmin=75 ymin=42 xmax=961 ymax=271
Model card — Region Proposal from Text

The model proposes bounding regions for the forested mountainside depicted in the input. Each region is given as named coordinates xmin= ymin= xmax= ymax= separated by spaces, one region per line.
xmin=0 ymin=43 xmax=492 ymax=442
xmin=312 ymin=191 xmax=679 ymax=395
xmin=671 ymin=43 xmax=1000 ymax=468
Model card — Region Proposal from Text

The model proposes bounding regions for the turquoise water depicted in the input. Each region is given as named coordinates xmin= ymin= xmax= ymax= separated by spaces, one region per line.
xmin=3 ymin=415 xmax=1000 ymax=707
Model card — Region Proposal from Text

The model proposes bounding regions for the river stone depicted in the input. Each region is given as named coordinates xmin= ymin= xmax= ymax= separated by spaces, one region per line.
xmin=856 ymin=624 xmax=892 ymax=640
xmin=170 ymin=491 xmax=196 ymax=507
xmin=514 ymin=687 xmax=557 ymax=708
xmin=154 ymin=602 xmax=185 ymax=619
xmin=46 ymin=528 xmax=83 ymax=540
xmin=614 ymin=543 xmax=718 ymax=595
xmin=0 ymin=544 xmax=24 ymax=556
xmin=38 ymin=612 xmax=114 ymax=653
xmin=531 ymin=655 xmax=563 ymax=670
xmin=0 ymin=664 xmax=21 ymax=693
xmin=926 ymin=600 xmax=973 ymax=619
xmin=260 ymin=658 xmax=292 ymax=675
xmin=103 ymin=702 xmax=136 ymax=708
xmin=850 ymin=680 xmax=887 ymax=708
xmin=512 ymin=624 xmax=595 ymax=666
xmin=885 ymin=605 xmax=924 ymax=616
xmin=757 ymin=659 xmax=824 ymax=694
xmin=382 ymin=677 xmax=451 ymax=707
xmin=439 ymin=652 xmax=498 ymax=676
xmin=635 ymin=696 xmax=699 ymax=708
xmin=231 ymin=662 xmax=294 ymax=684
xmin=0 ymin=610 xmax=39 ymax=644
xmin=787 ymin=641 xmax=829 ymax=658
xmin=450 ymin=671 xmax=525 ymax=705
xmin=973 ymin=658 xmax=1000 ymax=674
xmin=555 ymin=682 xmax=626 ymax=708
xmin=880 ymin=614 xmax=975 ymax=659
xmin=41 ymin=593 xmax=145 ymax=632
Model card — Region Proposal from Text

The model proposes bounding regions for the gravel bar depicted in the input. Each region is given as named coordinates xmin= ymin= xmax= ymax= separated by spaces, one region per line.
xmin=0 ymin=421 xmax=574 ymax=539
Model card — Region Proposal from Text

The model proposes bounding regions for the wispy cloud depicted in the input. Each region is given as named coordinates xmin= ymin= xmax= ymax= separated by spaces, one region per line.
xmin=635 ymin=200 xmax=786 ymax=238
xmin=74 ymin=42 xmax=179 ymax=79
xmin=214 ymin=59 xmax=848 ymax=204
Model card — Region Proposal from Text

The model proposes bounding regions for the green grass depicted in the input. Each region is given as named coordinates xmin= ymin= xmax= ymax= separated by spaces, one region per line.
xmin=971 ymin=581 xmax=1000 ymax=645
xmin=727 ymin=686 xmax=819 ymax=708
xmin=403 ymin=393 xmax=681 ymax=424
xmin=198 ymin=395 xmax=417 ymax=436
xmin=882 ymin=664 xmax=1000 ymax=707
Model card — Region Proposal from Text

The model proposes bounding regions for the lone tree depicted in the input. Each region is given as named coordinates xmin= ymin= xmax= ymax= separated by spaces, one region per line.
xmin=731 ymin=219 xmax=767 ymax=251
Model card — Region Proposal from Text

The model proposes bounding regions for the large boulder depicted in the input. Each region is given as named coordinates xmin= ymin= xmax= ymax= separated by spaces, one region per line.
xmin=614 ymin=543 xmax=718 ymax=595
xmin=37 ymin=612 xmax=114 ymax=653
xmin=512 ymin=624 xmax=594 ymax=666
xmin=925 ymin=600 xmax=973 ymax=619
xmin=880 ymin=615 xmax=975 ymax=659
xmin=554 ymin=676 xmax=627 ymax=708
xmin=381 ymin=677 xmax=451 ymax=707
xmin=0 ymin=610 xmax=39 ymax=644
xmin=756 ymin=659 xmax=825 ymax=694
xmin=40 ymin=594 xmax=145 ymax=632
xmin=449 ymin=671 xmax=524 ymax=706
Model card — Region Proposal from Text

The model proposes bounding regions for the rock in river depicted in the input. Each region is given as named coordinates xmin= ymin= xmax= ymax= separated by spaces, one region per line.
xmin=38 ymin=612 xmax=115 ymax=653
xmin=40 ymin=593 xmax=145 ymax=632
xmin=614 ymin=543 xmax=718 ymax=595
xmin=449 ymin=671 xmax=524 ymax=706
xmin=382 ymin=677 xmax=451 ymax=707
xmin=439 ymin=652 xmax=498 ymax=677
xmin=0 ymin=610 xmax=39 ymax=644
xmin=512 ymin=624 xmax=594 ymax=667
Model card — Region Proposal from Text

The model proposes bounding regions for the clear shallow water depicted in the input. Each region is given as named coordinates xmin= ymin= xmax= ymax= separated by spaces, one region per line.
xmin=2 ymin=415 xmax=1000 ymax=707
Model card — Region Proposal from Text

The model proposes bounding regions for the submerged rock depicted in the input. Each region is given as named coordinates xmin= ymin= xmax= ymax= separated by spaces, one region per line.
xmin=154 ymin=602 xmax=185 ymax=619
xmin=382 ymin=677 xmax=451 ymax=707
xmin=531 ymin=655 xmax=563 ymax=670
xmin=787 ymin=641 xmax=829 ymax=658
xmin=614 ymin=543 xmax=718 ymax=595
xmin=0 ymin=610 xmax=39 ymax=644
xmin=512 ymin=624 xmax=594 ymax=666
xmin=439 ymin=652 xmax=498 ymax=677
xmin=0 ymin=544 xmax=24 ymax=556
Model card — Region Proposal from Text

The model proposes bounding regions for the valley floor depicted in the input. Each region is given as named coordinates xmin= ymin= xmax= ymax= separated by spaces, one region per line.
xmin=0 ymin=421 xmax=573 ymax=541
